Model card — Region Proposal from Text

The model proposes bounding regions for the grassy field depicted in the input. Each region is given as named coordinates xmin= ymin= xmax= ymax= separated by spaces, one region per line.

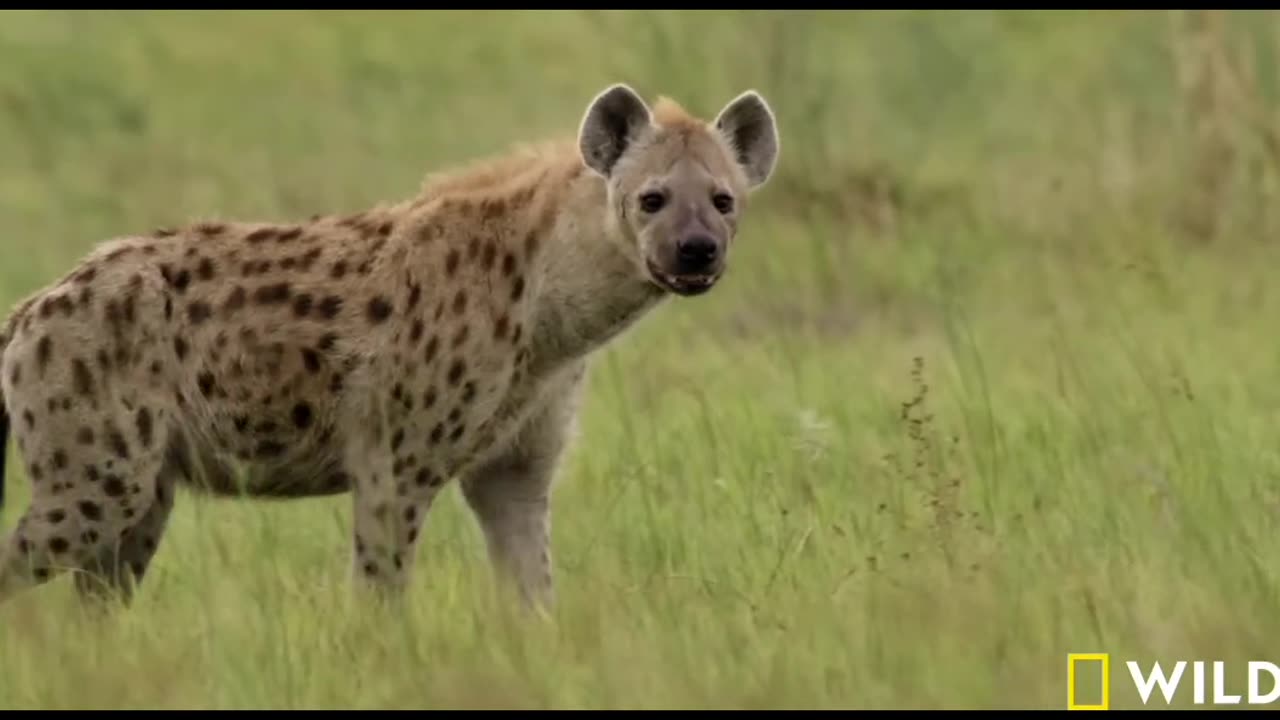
xmin=3 ymin=9 xmax=1280 ymax=710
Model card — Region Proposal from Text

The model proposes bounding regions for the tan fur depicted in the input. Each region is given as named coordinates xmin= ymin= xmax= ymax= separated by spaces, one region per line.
xmin=0 ymin=84 xmax=779 ymax=610
xmin=651 ymin=96 xmax=702 ymax=129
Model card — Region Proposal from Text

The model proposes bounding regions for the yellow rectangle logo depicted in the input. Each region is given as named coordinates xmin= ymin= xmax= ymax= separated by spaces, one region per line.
xmin=1068 ymin=653 xmax=1110 ymax=710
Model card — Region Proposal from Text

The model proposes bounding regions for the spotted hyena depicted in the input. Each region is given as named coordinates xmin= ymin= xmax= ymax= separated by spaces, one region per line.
xmin=0 ymin=84 xmax=779 ymax=610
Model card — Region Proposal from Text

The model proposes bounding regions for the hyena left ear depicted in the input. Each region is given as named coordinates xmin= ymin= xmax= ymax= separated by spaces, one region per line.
xmin=578 ymin=83 xmax=653 ymax=178
xmin=713 ymin=90 xmax=780 ymax=189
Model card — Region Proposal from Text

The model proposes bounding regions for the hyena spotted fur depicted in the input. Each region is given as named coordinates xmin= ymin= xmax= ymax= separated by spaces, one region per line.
xmin=0 ymin=84 xmax=780 ymax=610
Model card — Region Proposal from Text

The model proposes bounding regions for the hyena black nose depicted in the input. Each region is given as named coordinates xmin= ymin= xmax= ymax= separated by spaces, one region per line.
xmin=676 ymin=235 xmax=718 ymax=275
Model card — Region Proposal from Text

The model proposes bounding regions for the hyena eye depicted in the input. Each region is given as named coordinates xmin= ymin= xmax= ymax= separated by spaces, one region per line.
xmin=712 ymin=193 xmax=735 ymax=214
xmin=638 ymin=192 xmax=666 ymax=213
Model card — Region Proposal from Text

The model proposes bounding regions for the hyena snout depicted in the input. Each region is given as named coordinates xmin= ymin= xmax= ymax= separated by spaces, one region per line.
xmin=675 ymin=234 xmax=719 ymax=276
xmin=647 ymin=233 xmax=726 ymax=298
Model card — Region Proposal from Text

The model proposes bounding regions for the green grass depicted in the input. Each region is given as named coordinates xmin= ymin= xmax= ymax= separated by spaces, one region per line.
xmin=3 ymin=9 xmax=1280 ymax=710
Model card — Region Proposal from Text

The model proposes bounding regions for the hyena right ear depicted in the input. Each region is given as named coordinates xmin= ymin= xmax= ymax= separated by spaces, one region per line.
xmin=578 ymin=83 xmax=653 ymax=178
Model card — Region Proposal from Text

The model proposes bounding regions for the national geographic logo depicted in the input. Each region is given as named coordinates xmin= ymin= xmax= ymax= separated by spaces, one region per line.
xmin=1067 ymin=653 xmax=1280 ymax=709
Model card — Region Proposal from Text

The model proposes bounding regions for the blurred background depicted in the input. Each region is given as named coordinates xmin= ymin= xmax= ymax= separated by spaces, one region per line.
xmin=2 ymin=9 xmax=1280 ymax=710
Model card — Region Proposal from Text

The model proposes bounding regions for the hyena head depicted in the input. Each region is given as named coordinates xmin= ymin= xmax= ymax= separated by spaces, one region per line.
xmin=577 ymin=84 xmax=779 ymax=297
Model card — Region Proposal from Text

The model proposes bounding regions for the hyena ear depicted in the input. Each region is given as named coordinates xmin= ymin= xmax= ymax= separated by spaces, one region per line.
xmin=578 ymin=83 xmax=653 ymax=178
xmin=713 ymin=90 xmax=780 ymax=189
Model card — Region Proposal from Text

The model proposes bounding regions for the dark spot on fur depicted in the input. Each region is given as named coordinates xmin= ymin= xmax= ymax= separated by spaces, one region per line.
xmin=173 ymin=269 xmax=191 ymax=293
xmin=292 ymin=402 xmax=313 ymax=429
xmin=76 ymin=427 xmax=94 ymax=445
xmin=197 ymin=371 xmax=215 ymax=397
xmin=51 ymin=449 xmax=67 ymax=470
xmin=103 ymin=475 xmax=126 ymax=497
xmin=391 ymin=428 xmax=404 ymax=452
xmin=46 ymin=509 xmax=65 ymax=524
xmin=430 ymin=423 xmax=444 ymax=444
xmin=36 ymin=335 xmax=51 ymax=372
xmin=107 ymin=431 xmax=130 ymax=460
xmin=188 ymin=301 xmax=212 ymax=324
xmin=135 ymin=407 xmax=153 ymax=448
xmin=174 ymin=337 xmax=188 ymax=360
xmin=292 ymin=293 xmax=314 ymax=317
xmin=445 ymin=249 xmax=460 ymax=276
xmin=48 ymin=537 xmax=69 ymax=554
xmin=424 ymin=336 xmax=439 ymax=364
xmin=330 ymin=260 xmax=347 ymax=279
xmin=452 ymin=325 xmax=469 ymax=348
xmin=423 ymin=387 xmax=437 ymax=408
xmin=78 ymin=501 xmax=102 ymax=521
xmin=254 ymin=282 xmax=291 ymax=305
xmin=502 ymin=253 xmax=517 ymax=277
xmin=367 ymin=296 xmax=393 ymax=324
xmin=246 ymin=227 xmax=275 ymax=244
xmin=300 ymin=247 xmax=322 ymax=270
xmin=196 ymin=257 xmax=216 ymax=280
xmin=511 ymin=276 xmax=525 ymax=301
xmin=302 ymin=348 xmax=322 ymax=373
xmin=278 ymin=226 xmax=302 ymax=243
xmin=71 ymin=358 xmax=94 ymax=396
xmin=318 ymin=296 xmax=343 ymax=319
xmin=447 ymin=359 xmax=465 ymax=386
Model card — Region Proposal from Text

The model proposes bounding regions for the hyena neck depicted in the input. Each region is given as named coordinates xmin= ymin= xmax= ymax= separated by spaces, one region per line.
xmin=527 ymin=169 xmax=665 ymax=376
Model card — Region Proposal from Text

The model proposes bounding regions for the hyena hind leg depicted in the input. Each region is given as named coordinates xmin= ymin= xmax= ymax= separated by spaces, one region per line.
xmin=0 ymin=432 xmax=169 ymax=608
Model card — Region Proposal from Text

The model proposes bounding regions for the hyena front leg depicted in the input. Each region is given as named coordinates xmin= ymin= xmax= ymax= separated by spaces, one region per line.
xmin=346 ymin=419 xmax=445 ymax=597
xmin=460 ymin=368 xmax=585 ymax=611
